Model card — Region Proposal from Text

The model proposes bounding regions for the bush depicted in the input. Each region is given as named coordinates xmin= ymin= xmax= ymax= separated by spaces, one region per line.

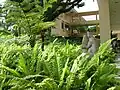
xmin=0 ymin=39 xmax=119 ymax=90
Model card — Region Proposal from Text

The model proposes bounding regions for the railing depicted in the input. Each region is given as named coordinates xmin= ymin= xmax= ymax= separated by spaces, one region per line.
xmin=71 ymin=19 xmax=99 ymax=26
xmin=69 ymin=11 xmax=99 ymax=26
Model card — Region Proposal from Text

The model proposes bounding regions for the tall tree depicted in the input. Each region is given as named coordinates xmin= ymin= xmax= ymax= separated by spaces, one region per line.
xmin=3 ymin=0 xmax=84 ymax=50
xmin=3 ymin=0 xmax=55 ymax=50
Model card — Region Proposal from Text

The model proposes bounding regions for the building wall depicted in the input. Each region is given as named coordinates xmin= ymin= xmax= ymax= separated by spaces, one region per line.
xmin=51 ymin=13 xmax=86 ymax=37
xmin=117 ymin=33 xmax=120 ymax=40
xmin=51 ymin=13 xmax=72 ymax=37
xmin=51 ymin=18 xmax=69 ymax=37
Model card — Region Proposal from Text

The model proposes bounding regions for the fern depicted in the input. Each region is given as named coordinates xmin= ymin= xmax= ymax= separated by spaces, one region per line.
xmin=18 ymin=54 xmax=28 ymax=76
xmin=36 ymin=78 xmax=58 ymax=90
xmin=0 ymin=39 xmax=119 ymax=90
xmin=59 ymin=58 xmax=69 ymax=88
xmin=0 ymin=65 xmax=20 ymax=77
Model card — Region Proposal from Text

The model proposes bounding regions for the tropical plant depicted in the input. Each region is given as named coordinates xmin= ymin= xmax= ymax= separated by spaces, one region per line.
xmin=3 ymin=0 xmax=85 ymax=50
xmin=2 ymin=0 xmax=55 ymax=50
xmin=0 ymin=39 xmax=119 ymax=90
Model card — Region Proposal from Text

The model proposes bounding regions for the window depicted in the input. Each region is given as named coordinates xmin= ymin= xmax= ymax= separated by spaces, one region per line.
xmin=65 ymin=24 xmax=70 ymax=30
xmin=61 ymin=22 xmax=64 ymax=29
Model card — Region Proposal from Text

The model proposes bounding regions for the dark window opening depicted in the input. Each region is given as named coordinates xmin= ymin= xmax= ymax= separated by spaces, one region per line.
xmin=61 ymin=22 xmax=64 ymax=29
xmin=65 ymin=24 xmax=70 ymax=30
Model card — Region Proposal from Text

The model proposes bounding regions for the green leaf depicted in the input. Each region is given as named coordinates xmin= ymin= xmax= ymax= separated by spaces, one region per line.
xmin=18 ymin=54 xmax=28 ymax=75
xmin=0 ymin=65 xmax=20 ymax=77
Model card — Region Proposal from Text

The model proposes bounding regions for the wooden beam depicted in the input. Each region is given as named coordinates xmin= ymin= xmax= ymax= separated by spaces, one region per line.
xmin=67 ymin=11 xmax=99 ymax=17
xmin=70 ymin=20 xmax=99 ymax=26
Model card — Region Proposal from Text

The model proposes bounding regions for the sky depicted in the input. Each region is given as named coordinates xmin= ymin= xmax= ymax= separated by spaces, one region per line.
xmin=0 ymin=0 xmax=5 ymax=4
xmin=75 ymin=0 xmax=99 ymax=21
xmin=75 ymin=0 xmax=98 ymax=12
xmin=0 ymin=0 xmax=98 ymax=20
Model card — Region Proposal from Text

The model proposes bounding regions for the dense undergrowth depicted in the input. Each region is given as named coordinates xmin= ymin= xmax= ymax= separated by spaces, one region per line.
xmin=0 ymin=34 xmax=120 ymax=90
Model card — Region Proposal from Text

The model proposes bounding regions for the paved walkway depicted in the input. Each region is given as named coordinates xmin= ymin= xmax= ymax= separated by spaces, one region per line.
xmin=114 ymin=53 xmax=120 ymax=79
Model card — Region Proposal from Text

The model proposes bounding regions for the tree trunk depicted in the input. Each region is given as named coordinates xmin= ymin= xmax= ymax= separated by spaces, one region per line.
xmin=48 ymin=28 xmax=51 ymax=37
xmin=29 ymin=35 xmax=36 ymax=48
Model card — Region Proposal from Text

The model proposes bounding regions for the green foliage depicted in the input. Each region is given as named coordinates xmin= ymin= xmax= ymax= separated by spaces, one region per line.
xmin=0 ymin=39 xmax=119 ymax=90
xmin=2 ymin=0 xmax=85 ymax=48
xmin=4 ymin=0 xmax=55 ymax=35
xmin=1 ymin=1 xmax=118 ymax=89
xmin=8 ymin=0 xmax=84 ymax=22
xmin=2 ymin=0 xmax=56 ymax=48
xmin=87 ymin=26 xmax=97 ymax=32
xmin=72 ymin=26 xmax=97 ymax=32
xmin=73 ymin=26 xmax=88 ymax=32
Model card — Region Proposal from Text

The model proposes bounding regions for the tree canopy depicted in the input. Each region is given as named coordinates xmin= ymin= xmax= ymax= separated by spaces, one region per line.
xmin=9 ymin=0 xmax=84 ymax=21
xmin=3 ymin=0 xmax=55 ymax=35
xmin=3 ymin=0 xmax=56 ymax=48
xmin=2 ymin=0 xmax=84 ymax=48
xmin=43 ymin=0 xmax=84 ymax=21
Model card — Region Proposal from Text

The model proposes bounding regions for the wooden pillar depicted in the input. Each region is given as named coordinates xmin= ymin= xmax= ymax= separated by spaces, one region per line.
xmin=97 ymin=0 xmax=111 ymax=43
xmin=96 ymin=14 xmax=99 ymax=35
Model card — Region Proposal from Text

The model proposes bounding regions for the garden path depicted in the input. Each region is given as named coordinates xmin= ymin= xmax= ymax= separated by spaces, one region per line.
xmin=115 ymin=53 xmax=120 ymax=79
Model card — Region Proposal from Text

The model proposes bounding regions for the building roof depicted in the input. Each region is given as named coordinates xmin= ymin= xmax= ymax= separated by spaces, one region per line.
xmin=69 ymin=8 xmax=78 ymax=13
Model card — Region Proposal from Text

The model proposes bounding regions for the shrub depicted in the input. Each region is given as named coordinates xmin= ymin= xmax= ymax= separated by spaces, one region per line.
xmin=0 ymin=39 xmax=119 ymax=90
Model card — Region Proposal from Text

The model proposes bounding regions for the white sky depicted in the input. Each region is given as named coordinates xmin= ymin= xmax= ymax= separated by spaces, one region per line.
xmin=75 ymin=0 xmax=99 ymax=21
xmin=75 ymin=0 xmax=98 ymax=12
xmin=0 ymin=0 xmax=5 ymax=4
